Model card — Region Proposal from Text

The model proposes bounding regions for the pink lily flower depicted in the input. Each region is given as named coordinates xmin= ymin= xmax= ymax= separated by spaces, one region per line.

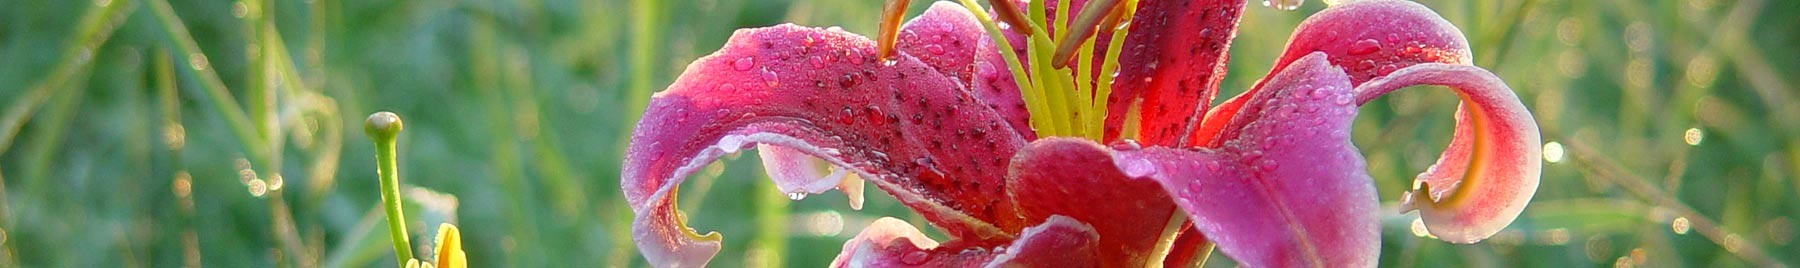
xmin=621 ymin=0 xmax=1541 ymax=267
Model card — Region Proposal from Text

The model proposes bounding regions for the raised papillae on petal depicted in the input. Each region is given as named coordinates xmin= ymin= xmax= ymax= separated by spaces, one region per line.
xmin=1117 ymin=53 xmax=1379 ymax=268
xmin=1105 ymin=0 xmax=1247 ymax=145
xmin=622 ymin=22 xmax=1033 ymax=266
xmin=1355 ymin=63 xmax=1541 ymax=243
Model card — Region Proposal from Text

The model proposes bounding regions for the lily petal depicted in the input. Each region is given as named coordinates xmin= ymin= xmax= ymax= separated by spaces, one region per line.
xmin=1354 ymin=63 xmax=1540 ymax=243
xmin=1105 ymin=0 xmax=1247 ymax=145
xmin=1116 ymin=53 xmax=1379 ymax=268
xmin=831 ymin=216 xmax=1100 ymax=268
xmin=1194 ymin=0 xmax=1471 ymax=147
xmin=623 ymin=24 xmax=1028 ymax=266
xmin=900 ymin=2 xmax=1034 ymax=138
xmin=1007 ymin=137 xmax=1178 ymax=266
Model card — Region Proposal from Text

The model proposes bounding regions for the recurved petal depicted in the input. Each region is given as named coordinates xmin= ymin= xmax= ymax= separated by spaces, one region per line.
xmin=830 ymin=216 xmax=1100 ymax=268
xmin=1104 ymin=0 xmax=1247 ymax=146
xmin=1354 ymin=63 xmax=1540 ymax=244
xmin=1007 ymin=137 xmax=1179 ymax=266
xmin=623 ymin=24 xmax=1028 ymax=266
xmin=1194 ymin=0 xmax=1471 ymax=147
xmin=1116 ymin=53 xmax=1379 ymax=267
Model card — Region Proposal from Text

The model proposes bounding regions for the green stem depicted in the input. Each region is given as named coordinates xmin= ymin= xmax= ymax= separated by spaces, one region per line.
xmin=147 ymin=0 xmax=270 ymax=166
xmin=365 ymin=112 xmax=413 ymax=265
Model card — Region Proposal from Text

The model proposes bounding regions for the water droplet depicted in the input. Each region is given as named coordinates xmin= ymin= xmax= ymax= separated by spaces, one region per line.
xmin=188 ymin=53 xmax=210 ymax=71
xmin=1261 ymin=0 xmax=1303 ymax=10
xmin=810 ymin=56 xmax=827 ymax=68
xmin=732 ymin=57 xmax=755 ymax=71
xmin=848 ymin=51 xmax=865 ymax=65
xmin=1410 ymin=218 xmax=1430 ymax=237
xmin=1671 ymin=217 xmax=1691 ymax=234
xmin=1347 ymin=39 xmax=1381 ymax=55
xmin=1109 ymin=139 xmax=1143 ymax=151
xmin=1543 ymin=141 xmax=1565 ymax=163
xmin=247 ymin=179 xmax=268 ymax=197
xmin=1257 ymin=159 xmax=1277 ymax=171
xmin=787 ymin=192 xmax=809 ymax=200
xmin=924 ymin=44 xmax=946 ymax=55
xmin=759 ymin=68 xmax=781 ymax=88
xmin=1683 ymin=128 xmax=1703 ymax=146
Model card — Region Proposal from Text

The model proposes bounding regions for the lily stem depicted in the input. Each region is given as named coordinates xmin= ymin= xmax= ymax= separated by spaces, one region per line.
xmin=366 ymin=112 xmax=414 ymax=265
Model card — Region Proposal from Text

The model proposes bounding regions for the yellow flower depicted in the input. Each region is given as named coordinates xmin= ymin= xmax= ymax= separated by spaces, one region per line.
xmin=433 ymin=223 xmax=466 ymax=268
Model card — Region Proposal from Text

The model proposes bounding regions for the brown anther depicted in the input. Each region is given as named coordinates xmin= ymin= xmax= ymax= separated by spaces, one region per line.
xmin=1049 ymin=0 xmax=1123 ymax=69
xmin=877 ymin=0 xmax=913 ymax=62
xmin=1095 ymin=0 xmax=1132 ymax=37
xmin=987 ymin=0 xmax=1034 ymax=36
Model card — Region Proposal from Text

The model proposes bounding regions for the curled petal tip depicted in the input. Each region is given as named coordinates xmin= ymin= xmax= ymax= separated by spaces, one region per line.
xmin=1355 ymin=63 xmax=1541 ymax=244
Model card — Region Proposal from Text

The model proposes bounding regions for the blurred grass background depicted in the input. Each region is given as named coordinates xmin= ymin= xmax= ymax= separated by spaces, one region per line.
xmin=0 ymin=0 xmax=1797 ymax=267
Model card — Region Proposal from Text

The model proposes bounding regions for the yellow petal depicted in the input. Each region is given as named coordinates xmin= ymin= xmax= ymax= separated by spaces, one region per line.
xmin=434 ymin=223 xmax=466 ymax=268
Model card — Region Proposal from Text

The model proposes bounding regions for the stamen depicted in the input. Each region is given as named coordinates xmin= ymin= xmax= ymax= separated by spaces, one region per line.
xmin=876 ymin=0 xmax=912 ymax=62
xmin=986 ymin=0 xmax=1035 ymax=36
xmin=1049 ymin=0 xmax=1122 ymax=69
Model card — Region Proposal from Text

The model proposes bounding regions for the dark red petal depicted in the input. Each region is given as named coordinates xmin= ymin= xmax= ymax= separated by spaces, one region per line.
xmin=1104 ymin=0 xmax=1246 ymax=146
xmin=1355 ymin=63 xmax=1541 ymax=243
xmin=1007 ymin=137 xmax=1179 ymax=266
xmin=1194 ymin=0 xmax=1471 ymax=147
xmin=831 ymin=216 xmax=1100 ymax=268
xmin=623 ymin=24 xmax=1029 ymax=266
xmin=1117 ymin=53 xmax=1379 ymax=267
xmin=898 ymin=2 xmax=1034 ymax=138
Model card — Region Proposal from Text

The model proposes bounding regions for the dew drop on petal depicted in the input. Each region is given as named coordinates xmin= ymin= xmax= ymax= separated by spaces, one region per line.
xmin=924 ymin=44 xmax=946 ymax=55
xmin=1347 ymin=39 xmax=1381 ymax=56
xmin=733 ymin=57 xmax=756 ymax=71
xmin=787 ymin=192 xmax=809 ymax=201
xmin=760 ymin=67 xmax=781 ymax=88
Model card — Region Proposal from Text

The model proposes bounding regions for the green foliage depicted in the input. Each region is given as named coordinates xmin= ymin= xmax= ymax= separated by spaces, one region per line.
xmin=0 ymin=0 xmax=1796 ymax=267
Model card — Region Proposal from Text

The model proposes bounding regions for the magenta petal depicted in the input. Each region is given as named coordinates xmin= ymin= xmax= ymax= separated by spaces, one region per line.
xmin=831 ymin=216 xmax=1099 ymax=268
xmin=899 ymin=2 xmax=1034 ymax=138
xmin=1116 ymin=53 xmax=1378 ymax=267
xmin=1008 ymin=137 xmax=1178 ymax=266
xmin=623 ymin=24 xmax=1031 ymax=266
xmin=1194 ymin=0 xmax=1471 ymax=147
xmin=1355 ymin=63 xmax=1541 ymax=243
xmin=1105 ymin=0 xmax=1246 ymax=145
xmin=1272 ymin=0 xmax=1471 ymax=84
